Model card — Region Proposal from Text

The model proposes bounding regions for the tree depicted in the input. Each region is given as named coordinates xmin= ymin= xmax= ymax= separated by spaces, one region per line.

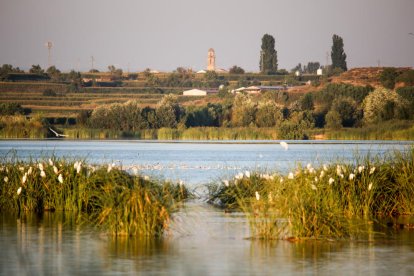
xmin=303 ymin=62 xmax=320 ymax=74
xmin=331 ymin=34 xmax=347 ymax=71
xmin=231 ymin=94 xmax=256 ymax=127
xmin=325 ymin=110 xmax=342 ymax=129
xmin=260 ymin=34 xmax=278 ymax=74
xmin=67 ymin=70 xmax=83 ymax=92
xmin=29 ymin=64 xmax=45 ymax=75
xmin=108 ymin=65 xmax=123 ymax=81
xmin=46 ymin=66 xmax=62 ymax=81
xmin=330 ymin=97 xmax=359 ymax=127
xmin=0 ymin=64 xmax=23 ymax=80
xmin=363 ymin=88 xmax=409 ymax=124
xmin=156 ymin=94 xmax=183 ymax=128
xmin=229 ymin=65 xmax=245 ymax=74
xmin=255 ymin=100 xmax=283 ymax=127
xmin=291 ymin=63 xmax=302 ymax=73
xmin=299 ymin=93 xmax=314 ymax=111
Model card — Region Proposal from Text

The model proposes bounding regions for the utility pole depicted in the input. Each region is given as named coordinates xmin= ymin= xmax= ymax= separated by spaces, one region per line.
xmin=260 ymin=50 xmax=264 ymax=74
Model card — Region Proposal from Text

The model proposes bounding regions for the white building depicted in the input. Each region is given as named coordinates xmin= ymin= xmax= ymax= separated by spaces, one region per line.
xmin=183 ymin=89 xmax=207 ymax=96
xmin=317 ymin=68 xmax=323 ymax=76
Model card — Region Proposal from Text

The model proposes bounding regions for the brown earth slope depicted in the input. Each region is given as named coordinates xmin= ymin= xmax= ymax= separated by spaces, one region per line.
xmin=330 ymin=67 xmax=411 ymax=87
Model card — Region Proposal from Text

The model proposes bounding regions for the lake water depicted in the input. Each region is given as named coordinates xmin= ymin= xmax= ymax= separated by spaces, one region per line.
xmin=1 ymin=140 xmax=414 ymax=275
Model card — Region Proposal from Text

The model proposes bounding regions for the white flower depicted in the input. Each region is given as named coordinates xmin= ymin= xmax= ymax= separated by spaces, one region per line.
xmin=38 ymin=163 xmax=44 ymax=171
xmin=370 ymin=167 xmax=376 ymax=175
xmin=4 ymin=176 xmax=8 ymax=183
xmin=280 ymin=177 xmax=284 ymax=183
xmin=40 ymin=170 xmax=46 ymax=178
xmin=349 ymin=173 xmax=355 ymax=181
xmin=255 ymin=191 xmax=260 ymax=201
xmin=339 ymin=174 xmax=344 ymax=179
xmin=245 ymin=171 xmax=251 ymax=178
xmin=320 ymin=170 xmax=325 ymax=178
xmin=328 ymin=177 xmax=334 ymax=185
xmin=107 ymin=164 xmax=112 ymax=173
xmin=53 ymin=166 xmax=59 ymax=175
xmin=311 ymin=184 xmax=317 ymax=190
xmin=223 ymin=180 xmax=229 ymax=187
xmin=17 ymin=187 xmax=22 ymax=195
xmin=314 ymin=177 xmax=318 ymax=182
xmin=19 ymin=167 xmax=25 ymax=171
xmin=288 ymin=172 xmax=294 ymax=179
xmin=27 ymin=167 xmax=33 ymax=175
xmin=309 ymin=168 xmax=315 ymax=174
xmin=235 ymin=172 xmax=243 ymax=180
xmin=358 ymin=165 xmax=364 ymax=173
xmin=179 ymin=180 xmax=184 ymax=186
xmin=144 ymin=175 xmax=150 ymax=181
xmin=58 ymin=174 xmax=63 ymax=184
xmin=323 ymin=164 xmax=328 ymax=171
xmin=76 ymin=162 xmax=82 ymax=174
xmin=22 ymin=173 xmax=27 ymax=184
xmin=336 ymin=165 xmax=342 ymax=176
xmin=49 ymin=159 xmax=54 ymax=166
xmin=368 ymin=182 xmax=373 ymax=191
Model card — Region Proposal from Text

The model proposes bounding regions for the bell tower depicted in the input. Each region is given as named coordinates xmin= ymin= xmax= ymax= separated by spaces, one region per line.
xmin=207 ymin=48 xmax=216 ymax=71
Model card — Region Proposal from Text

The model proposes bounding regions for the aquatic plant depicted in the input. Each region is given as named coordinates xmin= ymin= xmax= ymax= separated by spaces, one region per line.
xmin=208 ymin=148 xmax=414 ymax=240
xmin=0 ymin=157 xmax=189 ymax=237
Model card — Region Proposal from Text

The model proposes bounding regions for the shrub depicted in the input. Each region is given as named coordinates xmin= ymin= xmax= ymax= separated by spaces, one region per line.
xmin=43 ymin=89 xmax=57 ymax=97
xmin=363 ymin=88 xmax=409 ymax=124
xmin=380 ymin=67 xmax=399 ymax=89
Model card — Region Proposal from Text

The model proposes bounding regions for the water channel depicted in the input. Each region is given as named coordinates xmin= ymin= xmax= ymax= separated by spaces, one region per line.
xmin=1 ymin=140 xmax=414 ymax=275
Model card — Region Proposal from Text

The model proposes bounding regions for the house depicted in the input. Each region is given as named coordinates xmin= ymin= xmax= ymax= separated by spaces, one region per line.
xmin=183 ymin=89 xmax=207 ymax=96
xmin=317 ymin=68 xmax=323 ymax=76
xmin=231 ymin=85 xmax=286 ymax=94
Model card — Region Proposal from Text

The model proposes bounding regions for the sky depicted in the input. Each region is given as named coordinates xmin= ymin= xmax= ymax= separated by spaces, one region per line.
xmin=0 ymin=0 xmax=413 ymax=72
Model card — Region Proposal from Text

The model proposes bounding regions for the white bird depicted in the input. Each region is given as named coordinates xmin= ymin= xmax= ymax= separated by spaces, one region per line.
xmin=280 ymin=141 xmax=288 ymax=151
xmin=49 ymin=128 xmax=68 ymax=137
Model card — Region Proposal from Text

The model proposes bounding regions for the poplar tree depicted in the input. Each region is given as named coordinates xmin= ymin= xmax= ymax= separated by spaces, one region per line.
xmin=331 ymin=34 xmax=347 ymax=71
xmin=260 ymin=34 xmax=278 ymax=74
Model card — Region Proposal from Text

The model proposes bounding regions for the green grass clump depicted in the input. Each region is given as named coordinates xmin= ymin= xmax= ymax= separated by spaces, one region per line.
xmin=208 ymin=148 xmax=414 ymax=240
xmin=0 ymin=157 xmax=189 ymax=237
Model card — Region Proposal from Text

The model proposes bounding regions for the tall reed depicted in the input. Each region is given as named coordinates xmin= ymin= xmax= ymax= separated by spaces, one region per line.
xmin=208 ymin=148 xmax=414 ymax=240
xmin=0 ymin=157 xmax=189 ymax=237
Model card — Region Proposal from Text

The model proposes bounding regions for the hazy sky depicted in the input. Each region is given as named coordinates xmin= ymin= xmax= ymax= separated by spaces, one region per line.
xmin=1 ymin=0 xmax=413 ymax=72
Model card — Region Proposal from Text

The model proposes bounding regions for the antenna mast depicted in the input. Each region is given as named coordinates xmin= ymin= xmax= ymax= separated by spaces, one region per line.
xmin=45 ymin=41 xmax=53 ymax=68
xmin=91 ymin=56 xmax=95 ymax=71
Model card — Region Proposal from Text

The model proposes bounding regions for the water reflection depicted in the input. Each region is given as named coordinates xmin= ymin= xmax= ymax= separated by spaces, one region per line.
xmin=2 ymin=207 xmax=414 ymax=274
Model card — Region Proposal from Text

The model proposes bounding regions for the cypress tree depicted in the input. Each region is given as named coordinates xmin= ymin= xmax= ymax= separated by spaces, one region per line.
xmin=260 ymin=34 xmax=278 ymax=74
xmin=331 ymin=34 xmax=347 ymax=71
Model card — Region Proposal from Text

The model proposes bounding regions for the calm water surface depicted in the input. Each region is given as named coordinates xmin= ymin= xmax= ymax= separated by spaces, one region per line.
xmin=1 ymin=140 xmax=414 ymax=275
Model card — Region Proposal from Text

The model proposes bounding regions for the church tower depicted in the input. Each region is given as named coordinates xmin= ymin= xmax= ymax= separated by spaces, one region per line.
xmin=207 ymin=48 xmax=216 ymax=71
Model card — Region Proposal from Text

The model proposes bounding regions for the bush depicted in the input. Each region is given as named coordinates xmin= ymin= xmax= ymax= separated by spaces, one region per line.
xmin=0 ymin=103 xmax=25 ymax=115
xmin=363 ymin=88 xmax=409 ymax=124
xmin=380 ymin=67 xmax=399 ymax=89
xmin=396 ymin=70 xmax=414 ymax=86
xmin=43 ymin=89 xmax=57 ymax=97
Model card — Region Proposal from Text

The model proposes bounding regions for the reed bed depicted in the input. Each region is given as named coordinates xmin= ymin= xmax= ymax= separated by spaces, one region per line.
xmin=207 ymin=147 xmax=414 ymax=240
xmin=0 ymin=157 xmax=189 ymax=237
